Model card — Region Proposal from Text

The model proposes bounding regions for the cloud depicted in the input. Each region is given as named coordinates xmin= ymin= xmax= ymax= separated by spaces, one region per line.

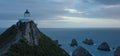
xmin=0 ymin=0 xmax=120 ymax=20
xmin=0 ymin=0 xmax=79 ymax=20
xmin=0 ymin=0 xmax=120 ymax=28
xmin=98 ymin=5 xmax=120 ymax=9
xmin=36 ymin=16 xmax=120 ymax=28
xmin=83 ymin=4 xmax=120 ymax=19
xmin=93 ymin=0 xmax=120 ymax=5
xmin=64 ymin=8 xmax=85 ymax=14
xmin=71 ymin=0 xmax=120 ymax=19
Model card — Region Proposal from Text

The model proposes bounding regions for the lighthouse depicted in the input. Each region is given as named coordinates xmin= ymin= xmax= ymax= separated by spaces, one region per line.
xmin=24 ymin=9 xmax=30 ymax=19
xmin=20 ymin=9 xmax=31 ymax=22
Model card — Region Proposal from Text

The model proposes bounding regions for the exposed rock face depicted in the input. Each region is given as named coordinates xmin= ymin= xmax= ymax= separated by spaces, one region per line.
xmin=97 ymin=42 xmax=110 ymax=51
xmin=17 ymin=20 xmax=40 ymax=46
xmin=70 ymin=39 xmax=78 ymax=47
xmin=0 ymin=20 xmax=69 ymax=56
xmin=114 ymin=46 xmax=120 ymax=56
xmin=72 ymin=46 xmax=92 ymax=56
xmin=82 ymin=39 xmax=94 ymax=45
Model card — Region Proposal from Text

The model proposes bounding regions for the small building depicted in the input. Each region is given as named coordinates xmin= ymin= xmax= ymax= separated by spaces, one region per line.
xmin=24 ymin=9 xmax=30 ymax=19
xmin=20 ymin=9 xmax=31 ymax=22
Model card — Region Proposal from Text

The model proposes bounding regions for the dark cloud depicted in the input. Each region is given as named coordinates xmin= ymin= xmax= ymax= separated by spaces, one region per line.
xmin=0 ymin=0 xmax=120 ymax=20
xmin=71 ymin=0 xmax=120 ymax=19
xmin=80 ymin=7 xmax=120 ymax=19
xmin=0 ymin=13 xmax=21 ymax=20
xmin=93 ymin=0 xmax=120 ymax=5
xmin=0 ymin=0 xmax=70 ymax=20
xmin=0 ymin=0 xmax=120 ymax=28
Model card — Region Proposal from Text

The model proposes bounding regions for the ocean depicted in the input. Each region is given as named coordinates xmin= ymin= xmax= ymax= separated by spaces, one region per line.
xmin=1 ymin=28 xmax=120 ymax=56
xmin=40 ymin=28 xmax=120 ymax=56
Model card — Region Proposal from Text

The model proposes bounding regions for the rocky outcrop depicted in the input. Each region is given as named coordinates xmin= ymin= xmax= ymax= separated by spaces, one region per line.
xmin=97 ymin=42 xmax=110 ymax=51
xmin=54 ymin=40 xmax=62 ymax=46
xmin=72 ymin=46 xmax=92 ymax=56
xmin=0 ymin=20 xmax=69 ymax=56
xmin=114 ymin=46 xmax=120 ymax=56
xmin=17 ymin=20 xmax=40 ymax=46
xmin=70 ymin=39 xmax=78 ymax=47
xmin=82 ymin=39 xmax=94 ymax=45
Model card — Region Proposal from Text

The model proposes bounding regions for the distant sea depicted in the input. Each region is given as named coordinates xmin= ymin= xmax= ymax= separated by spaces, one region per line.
xmin=1 ymin=28 xmax=120 ymax=56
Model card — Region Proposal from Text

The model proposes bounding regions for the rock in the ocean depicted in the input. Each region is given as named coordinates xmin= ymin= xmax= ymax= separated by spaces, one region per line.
xmin=72 ymin=46 xmax=92 ymax=56
xmin=54 ymin=40 xmax=62 ymax=46
xmin=97 ymin=42 xmax=110 ymax=51
xmin=54 ymin=40 xmax=59 ymax=45
xmin=82 ymin=39 xmax=94 ymax=45
xmin=114 ymin=46 xmax=120 ymax=56
xmin=70 ymin=39 xmax=78 ymax=47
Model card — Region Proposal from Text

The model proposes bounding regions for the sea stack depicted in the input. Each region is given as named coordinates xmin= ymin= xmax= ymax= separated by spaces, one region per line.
xmin=114 ymin=46 xmax=120 ymax=56
xmin=54 ymin=40 xmax=62 ymax=46
xmin=72 ymin=46 xmax=92 ymax=56
xmin=97 ymin=42 xmax=110 ymax=51
xmin=82 ymin=39 xmax=94 ymax=45
xmin=70 ymin=39 xmax=78 ymax=47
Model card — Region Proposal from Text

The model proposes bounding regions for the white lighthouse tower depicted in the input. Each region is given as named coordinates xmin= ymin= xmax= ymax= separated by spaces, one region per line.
xmin=24 ymin=9 xmax=30 ymax=19
xmin=20 ymin=9 xmax=31 ymax=22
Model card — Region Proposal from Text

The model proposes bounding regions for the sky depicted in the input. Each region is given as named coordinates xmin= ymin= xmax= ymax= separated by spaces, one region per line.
xmin=0 ymin=0 xmax=120 ymax=28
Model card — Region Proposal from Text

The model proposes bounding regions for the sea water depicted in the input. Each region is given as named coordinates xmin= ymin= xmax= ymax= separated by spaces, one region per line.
xmin=0 ymin=28 xmax=120 ymax=56
xmin=40 ymin=28 xmax=120 ymax=56
xmin=0 ymin=28 xmax=6 ymax=34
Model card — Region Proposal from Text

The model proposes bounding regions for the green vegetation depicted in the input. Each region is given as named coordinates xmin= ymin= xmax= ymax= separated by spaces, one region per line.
xmin=3 ymin=29 xmax=69 ymax=56
xmin=0 ymin=20 xmax=69 ymax=56
xmin=0 ymin=25 xmax=18 ymax=49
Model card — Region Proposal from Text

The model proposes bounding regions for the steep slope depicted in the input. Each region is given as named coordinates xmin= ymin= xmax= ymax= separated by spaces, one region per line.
xmin=0 ymin=25 xmax=18 ymax=55
xmin=0 ymin=20 xmax=69 ymax=56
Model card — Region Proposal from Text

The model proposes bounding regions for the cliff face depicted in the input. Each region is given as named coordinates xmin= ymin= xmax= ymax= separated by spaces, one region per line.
xmin=17 ymin=20 xmax=40 ymax=46
xmin=0 ymin=20 xmax=69 ymax=56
